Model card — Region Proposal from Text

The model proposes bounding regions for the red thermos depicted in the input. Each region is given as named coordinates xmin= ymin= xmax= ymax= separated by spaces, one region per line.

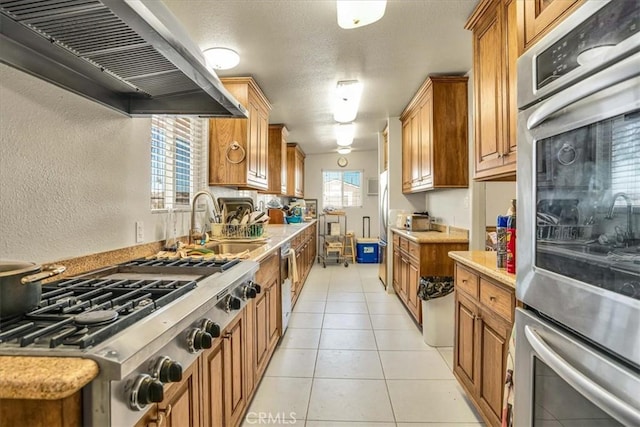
xmin=506 ymin=215 xmax=516 ymax=274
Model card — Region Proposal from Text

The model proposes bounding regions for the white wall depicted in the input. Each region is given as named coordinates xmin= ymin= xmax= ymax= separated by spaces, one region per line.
xmin=0 ymin=64 xmax=252 ymax=263
xmin=304 ymin=150 xmax=380 ymax=239
xmin=485 ymin=182 xmax=517 ymax=226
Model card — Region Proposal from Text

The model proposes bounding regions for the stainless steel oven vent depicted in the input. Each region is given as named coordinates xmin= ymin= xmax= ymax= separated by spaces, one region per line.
xmin=0 ymin=0 xmax=247 ymax=117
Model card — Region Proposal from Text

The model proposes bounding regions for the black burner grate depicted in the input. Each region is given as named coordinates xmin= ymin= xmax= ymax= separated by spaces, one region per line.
xmin=0 ymin=277 xmax=197 ymax=349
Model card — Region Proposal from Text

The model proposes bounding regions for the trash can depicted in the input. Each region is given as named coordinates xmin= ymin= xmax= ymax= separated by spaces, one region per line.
xmin=418 ymin=276 xmax=455 ymax=347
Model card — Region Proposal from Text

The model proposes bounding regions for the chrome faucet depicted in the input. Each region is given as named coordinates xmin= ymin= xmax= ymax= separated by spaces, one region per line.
xmin=189 ymin=190 xmax=222 ymax=244
xmin=606 ymin=192 xmax=634 ymax=243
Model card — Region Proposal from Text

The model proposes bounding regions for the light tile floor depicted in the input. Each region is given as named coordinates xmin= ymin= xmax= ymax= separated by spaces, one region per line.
xmin=244 ymin=263 xmax=484 ymax=427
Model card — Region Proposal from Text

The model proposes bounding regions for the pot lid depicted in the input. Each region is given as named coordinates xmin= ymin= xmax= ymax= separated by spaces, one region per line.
xmin=0 ymin=260 xmax=40 ymax=277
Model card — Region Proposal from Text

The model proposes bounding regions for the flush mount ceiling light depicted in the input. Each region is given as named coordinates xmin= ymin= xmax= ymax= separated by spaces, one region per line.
xmin=337 ymin=147 xmax=352 ymax=154
xmin=337 ymin=0 xmax=387 ymax=29
xmin=333 ymin=80 xmax=363 ymax=123
xmin=202 ymin=47 xmax=240 ymax=70
xmin=335 ymin=123 xmax=355 ymax=146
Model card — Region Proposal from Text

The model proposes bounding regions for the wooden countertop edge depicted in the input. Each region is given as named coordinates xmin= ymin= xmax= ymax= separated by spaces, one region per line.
xmin=391 ymin=227 xmax=469 ymax=244
xmin=448 ymin=251 xmax=516 ymax=289
xmin=0 ymin=357 xmax=99 ymax=400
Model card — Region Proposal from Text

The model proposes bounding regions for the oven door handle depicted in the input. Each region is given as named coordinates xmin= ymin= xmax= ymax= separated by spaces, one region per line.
xmin=524 ymin=325 xmax=640 ymax=426
xmin=527 ymin=53 xmax=640 ymax=130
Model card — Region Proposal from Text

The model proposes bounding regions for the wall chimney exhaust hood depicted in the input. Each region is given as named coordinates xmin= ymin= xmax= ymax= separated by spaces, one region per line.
xmin=0 ymin=0 xmax=248 ymax=117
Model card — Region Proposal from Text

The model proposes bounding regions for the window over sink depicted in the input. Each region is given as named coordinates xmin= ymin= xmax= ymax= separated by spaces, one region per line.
xmin=151 ymin=116 xmax=207 ymax=211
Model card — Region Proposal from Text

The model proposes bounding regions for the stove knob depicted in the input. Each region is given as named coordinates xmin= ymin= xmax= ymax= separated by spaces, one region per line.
xmin=128 ymin=374 xmax=164 ymax=410
xmin=150 ymin=356 xmax=183 ymax=383
xmin=226 ymin=295 xmax=242 ymax=311
xmin=187 ymin=329 xmax=213 ymax=353
xmin=243 ymin=285 xmax=257 ymax=299
xmin=159 ymin=359 xmax=183 ymax=383
xmin=201 ymin=319 xmax=221 ymax=338
xmin=249 ymin=280 xmax=262 ymax=294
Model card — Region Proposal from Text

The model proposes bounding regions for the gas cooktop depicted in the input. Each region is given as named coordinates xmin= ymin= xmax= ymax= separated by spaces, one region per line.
xmin=0 ymin=257 xmax=241 ymax=350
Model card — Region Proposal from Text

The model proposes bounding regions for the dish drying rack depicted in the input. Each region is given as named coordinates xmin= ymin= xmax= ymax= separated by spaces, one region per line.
xmin=211 ymin=223 xmax=265 ymax=239
xmin=537 ymin=224 xmax=593 ymax=241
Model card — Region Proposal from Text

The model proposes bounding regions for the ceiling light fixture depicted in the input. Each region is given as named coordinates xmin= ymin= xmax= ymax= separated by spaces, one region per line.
xmin=337 ymin=147 xmax=352 ymax=154
xmin=337 ymin=0 xmax=387 ymax=29
xmin=335 ymin=123 xmax=355 ymax=146
xmin=202 ymin=47 xmax=240 ymax=70
xmin=333 ymin=80 xmax=362 ymax=123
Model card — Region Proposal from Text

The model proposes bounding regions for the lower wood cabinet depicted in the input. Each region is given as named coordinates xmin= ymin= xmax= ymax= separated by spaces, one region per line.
xmin=0 ymin=393 xmax=83 ymax=427
xmin=292 ymin=223 xmax=316 ymax=306
xmin=453 ymin=262 xmax=514 ymax=427
xmin=392 ymin=231 xmax=468 ymax=324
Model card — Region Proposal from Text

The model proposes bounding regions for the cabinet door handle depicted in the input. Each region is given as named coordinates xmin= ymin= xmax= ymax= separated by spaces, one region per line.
xmin=151 ymin=404 xmax=172 ymax=427
xmin=489 ymin=296 xmax=497 ymax=302
xmin=461 ymin=279 xmax=468 ymax=283
xmin=497 ymin=153 xmax=503 ymax=158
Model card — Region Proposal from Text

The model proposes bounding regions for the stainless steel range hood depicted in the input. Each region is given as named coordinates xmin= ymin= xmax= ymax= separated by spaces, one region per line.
xmin=0 ymin=0 xmax=247 ymax=117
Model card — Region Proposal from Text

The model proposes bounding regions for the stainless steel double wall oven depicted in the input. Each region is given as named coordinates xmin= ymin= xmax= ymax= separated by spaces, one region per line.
xmin=516 ymin=1 xmax=640 ymax=425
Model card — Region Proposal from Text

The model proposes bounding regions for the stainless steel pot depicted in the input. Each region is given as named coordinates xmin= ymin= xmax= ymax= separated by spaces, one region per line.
xmin=0 ymin=261 xmax=66 ymax=318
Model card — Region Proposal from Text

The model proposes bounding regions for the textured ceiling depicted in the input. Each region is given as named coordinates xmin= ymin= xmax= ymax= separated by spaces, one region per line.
xmin=163 ymin=0 xmax=477 ymax=154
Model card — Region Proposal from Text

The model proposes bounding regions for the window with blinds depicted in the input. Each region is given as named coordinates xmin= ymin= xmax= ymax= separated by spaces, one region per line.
xmin=322 ymin=170 xmax=363 ymax=208
xmin=611 ymin=111 xmax=640 ymax=204
xmin=151 ymin=116 xmax=207 ymax=211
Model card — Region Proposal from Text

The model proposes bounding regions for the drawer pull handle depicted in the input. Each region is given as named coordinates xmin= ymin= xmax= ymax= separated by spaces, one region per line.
xmin=490 ymin=296 xmax=497 ymax=302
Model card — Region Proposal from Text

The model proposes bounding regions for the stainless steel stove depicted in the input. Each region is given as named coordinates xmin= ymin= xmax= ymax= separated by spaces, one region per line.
xmin=0 ymin=257 xmax=259 ymax=427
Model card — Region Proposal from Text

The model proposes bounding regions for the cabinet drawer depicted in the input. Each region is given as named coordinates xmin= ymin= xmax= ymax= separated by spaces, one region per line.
xmin=392 ymin=234 xmax=400 ymax=247
xmin=408 ymin=241 xmax=420 ymax=260
xmin=479 ymin=278 xmax=514 ymax=322
xmin=400 ymin=237 xmax=409 ymax=252
xmin=455 ymin=265 xmax=479 ymax=298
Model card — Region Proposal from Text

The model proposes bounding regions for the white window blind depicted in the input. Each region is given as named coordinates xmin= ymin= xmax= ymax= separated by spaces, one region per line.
xmin=611 ymin=112 xmax=640 ymax=204
xmin=322 ymin=170 xmax=363 ymax=208
xmin=151 ymin=116 xmax=207 ymax=210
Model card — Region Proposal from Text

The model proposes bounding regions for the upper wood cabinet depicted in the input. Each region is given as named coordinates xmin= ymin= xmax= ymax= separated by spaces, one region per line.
xmin=286 ymin=143 xmax=305 ymax=198
xmin=519 ymin=0 xmax=583 ymax=52
xmin=209 ymin=77 xmax=271 ymax=190
xmin=400 ymin=76 xmax=469 ymax=193
xmin=263 ymin=124 xmax=288 ymax=195
xmin=466 ymin=0 xmax=518 ymax=181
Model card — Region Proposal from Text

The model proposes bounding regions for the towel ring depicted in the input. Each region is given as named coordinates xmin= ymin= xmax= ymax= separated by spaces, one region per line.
xmin=225 ymin=142 xmax=246 ymax=164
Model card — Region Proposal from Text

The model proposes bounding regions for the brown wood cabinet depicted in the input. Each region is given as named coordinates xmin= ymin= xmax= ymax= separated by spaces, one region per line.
xmin=453 ymin=262 xmax=515 ymax=427
xmin=391 ymin=231 xmax=468 ymax=324
xmin=291 ymin=223 xmax=316 ymax=305
xmin=0 ymin=393 xmax=83 ymax=427
xmin=519 ymin=0 xmax=583 ymax=52
xmin=286 ymin=143 xmax=305 ymax=198
xmin=201 ymin=338 xmax=225 ymax=427
xmin=400 ymin=76 xmax=469 ymax=193
xmin=209 ymin=77 xmax=271 ymax=190
xmin=253 ymin=252 xmax=281 ymax=380
xmin=466 ymin=0 xmax=518 ymax=181
xmin=263 ymin=124 xmax=288 ymax=195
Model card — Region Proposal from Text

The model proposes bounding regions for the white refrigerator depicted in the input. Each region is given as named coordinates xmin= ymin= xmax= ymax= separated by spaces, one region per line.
xmin=378 ymin=171 xmax=388 ymax=287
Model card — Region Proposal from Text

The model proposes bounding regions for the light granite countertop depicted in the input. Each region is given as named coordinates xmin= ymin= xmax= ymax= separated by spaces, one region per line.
xmin=391 ymin=225 xmax=469 ymax=244
xmin=448 ymin=251 xmax=516 ymax=289
xmin=0 ymin=357 xmax=98 ymax=400
xmin=0 ymin=221 xmax=317 ymax=400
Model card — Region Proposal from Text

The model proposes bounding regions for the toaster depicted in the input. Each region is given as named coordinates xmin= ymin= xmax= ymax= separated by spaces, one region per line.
xmin=405 ymin=214 xmax=431 ymax=231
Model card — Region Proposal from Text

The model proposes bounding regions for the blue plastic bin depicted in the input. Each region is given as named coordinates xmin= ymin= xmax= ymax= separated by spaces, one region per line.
xmin=356 ymin=238 xmax=379 ymax=263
